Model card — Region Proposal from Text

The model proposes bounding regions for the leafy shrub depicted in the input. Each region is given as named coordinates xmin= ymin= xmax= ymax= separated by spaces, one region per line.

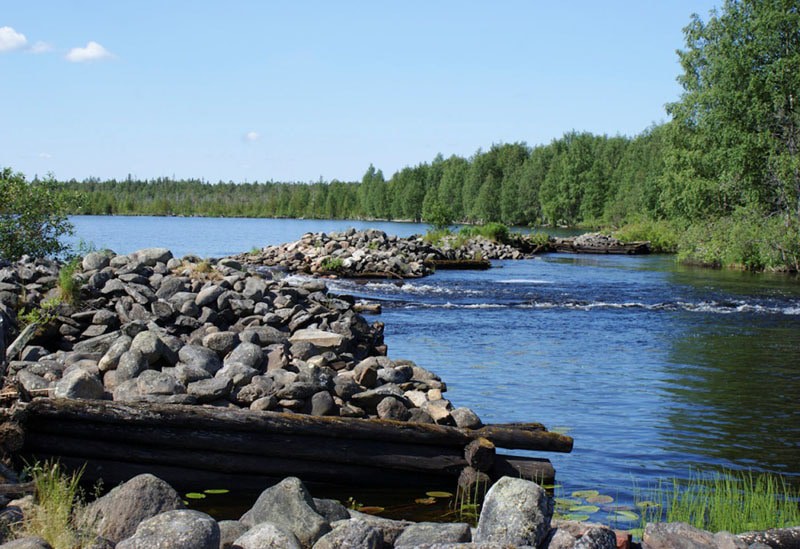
xmin=613 ymin=219 xmax=681 ymax=253
xmin=57 ymin=257 xmax=82 ymax=305
xmin=459 ymin=222 xmax=510 ymax=243
xmin=320 ymin=257 xmax=344 ymax=272
xmin=0 ymin=168 xmax=82 ymax=261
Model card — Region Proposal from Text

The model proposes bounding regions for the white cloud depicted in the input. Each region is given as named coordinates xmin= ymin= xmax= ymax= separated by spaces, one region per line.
xmin=0 ymin=26 xmax=27 ymax=52
xmin=65 ymin=41 xmax=113 ymax=62
xmin=29 ymin=41 xmax=52 ymax=54
xmin=245 ymin=131 xmax=260 ymax=142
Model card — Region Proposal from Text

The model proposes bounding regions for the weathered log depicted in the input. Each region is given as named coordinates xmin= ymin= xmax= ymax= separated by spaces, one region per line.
xmin=353 ymin=303 xmax=382 ymax=314
xmin=25 ymin=419 xmax=467 ymax=474
xmin=491 ymin=454 xmax=556 ymax=484
xmin=18 ymin=399 xmax=573 ymax=453
xmin=464 ymin=438 xmax=495 ymax=472
xmin=426 ymin=259 xmax=491 ymax=271
xmin=0 ymin=482 xmax=34 ymax=496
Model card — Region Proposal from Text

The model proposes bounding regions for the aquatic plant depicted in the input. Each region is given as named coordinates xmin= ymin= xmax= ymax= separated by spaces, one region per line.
xmin=13 ymin=460 xmax=88 ymax=549
xmin=635 ymin=469 xmax=800 ymax=534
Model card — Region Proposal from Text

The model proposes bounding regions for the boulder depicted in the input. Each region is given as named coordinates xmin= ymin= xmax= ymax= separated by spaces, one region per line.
xmin=394 ymin=521 xmax=472 ymax=547
xmin=0 ymin=538 xmax=53 ymax=549
xmin=81 ymin=474 xmax=185 ymax=543
xmin=218 ymin=520 xmax=248 ymax=549
xmin=473 ymin=476 xmax=553 ymax=547
xmin=240 ymin=477 xmax=330 ymax=547
xmin=232 ymin=522 xmax=301 ymax=549
xmin=115 ymin=509 xmax=219 ymax=549
xmin=129 ymin=331 xmax=166 ymax=365
xmin=313 ymin=519 xmax=383 ymax=549
xmin=289 ymin=329 xmax=344 ymax=349
xmin=129 ymin=248 xmax=173 ymax=267
xmin=53 ymin=368 xmax=104 ymax=400
xmin=178 ymin=344 xmax=222 ymax=375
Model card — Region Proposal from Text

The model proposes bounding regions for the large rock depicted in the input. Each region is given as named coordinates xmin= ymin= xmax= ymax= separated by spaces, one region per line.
xmin=473 ymin=476 xmax=553 ymax=547
xmin=53 ymin=368 xmax=104 ymax=400
xmin=643 ymin=522 xmax=717 ymax=549
xmin=240 ymin=477 xmax=330 ymax=548
xmin=739 ymin=527 xmax=800 ymax=549
xmin=81 ymin=474 xmax=185 ymax=543
xmin=129 ymin=248 xmax=173 ymax=267
xmin=224 ymin=342 xmax=264 ymax=370
xmin=312 ymin=519 xmax=383 ymax=549
xmin=129 ymin=331 xmax=167 ymax=365
xmin=115 ymin=509 xmax=219 ymax=549
xmin=178 ymin=344 xmax=222 ymax=375
xmin=289 ymin=329 xmax=344 ymax=349
xmin=394 ymin=521 xmax=472 ymax=547
xmin=0 ymin=538 xmax=53 ymax=549
xmin=232 ymin=522 xmax=302 ymax=549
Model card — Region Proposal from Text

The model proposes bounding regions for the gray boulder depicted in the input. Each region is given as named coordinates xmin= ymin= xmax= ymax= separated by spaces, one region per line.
xmin=0 ymin=538 xmax=53 ymax=549
xmin=574 ymin=526 xmax=617 ymax=549
xmin=233 ymin=522 xmax=302 ymax=549
xmin=81 ymin=473 xmax=185 ymax=543
xmin=394 ymin=522 xmax=472 ymax=547
xmin=643 ymin=522 xmax=717 ymax=549
xmin=136 ymin=370 xmax=185 ymax=396
xmin=312 ymin=499 xmax=351 ymax=523
xmin=240 ymin=477 xmax=330 ymax=548
xmin=98 ymin=335 xmax=132 ymax=372
xmin=178 ymin=344 xmax=222 ymax=375
xmin=312 ymin=519 xmax=383 ymax=549
xmin=345 ymin=510 xmax=413 ymax=547
xmin=224 ymin=342 xmax=264 ymax=370
xmin=82 ymin=251 xmax=111 ymax=271
xmin=53 ymin=368 xmax=104 ymax=400
xmin=218 ymin=520 xmax=248 ymax=549
xmin=129 ymin=248 xmax=173 ymax=267
xmin=129 ymin=331 xmax=166 ymax=365
xmin=115 ymin=509 xmax=219 ymax=549
xmin=473 ymin=476 xmax=553 ymax=547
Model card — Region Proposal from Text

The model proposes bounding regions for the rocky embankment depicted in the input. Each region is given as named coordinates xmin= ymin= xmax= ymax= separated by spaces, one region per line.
xmin=238 ymin=228 xmax=533 ymax=279
xmin=2 ymin=473 xmax=794 ymax=549
xmin=0 ymin=248 xmax=479 ymax=427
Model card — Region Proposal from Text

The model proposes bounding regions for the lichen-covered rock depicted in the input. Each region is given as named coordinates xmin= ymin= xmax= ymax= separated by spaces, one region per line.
xmin=312 ymin=519 xmax=383 ymax=549
xmin=473 ymin=476 xmax=553 ymax=547
xmin=115 ymin=509 xmax=219 ymax=549
xmin=394 ymin=521 xmax=472 ymax=547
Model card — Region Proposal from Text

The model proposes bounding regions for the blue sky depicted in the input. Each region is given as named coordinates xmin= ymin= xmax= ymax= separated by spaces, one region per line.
xmin=1 ymin=1 xmax=720 ymax=183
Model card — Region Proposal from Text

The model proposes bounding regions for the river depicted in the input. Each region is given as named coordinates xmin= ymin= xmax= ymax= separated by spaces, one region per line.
xmin=66 ymin=215 xmax=800 ymax=521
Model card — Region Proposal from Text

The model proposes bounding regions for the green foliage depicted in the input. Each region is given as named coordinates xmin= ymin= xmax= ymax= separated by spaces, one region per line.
xmin=460 ymin=222 xmax=510 ymax=244
xmin=636 ymin=469 xmax=800 ymax=534
xmin=14 ymin=460 xmax=89 ymax=549
xmin=422 ymin=228 xmax=453 ymax=246
xmin=424 ymin=200 xmax=455 ymax=232
xmin=613 ymin=219 xmax=682 ymax=254
xmin=0 ymin=168 xmax=81 ymax=261
xmin=319 ymin=257 xmax=344 ymax=272
xmin=18 ymin=297 xmax=61 ymax=331
xmin=57 ymin=257 xmax=82 ymax=305
xmin=677 ymin=209 xmax=799 ymax=271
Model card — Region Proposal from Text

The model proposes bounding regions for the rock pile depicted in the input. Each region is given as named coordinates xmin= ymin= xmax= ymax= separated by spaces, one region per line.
xmin=4 ymin=473 xmax=791 ymax=549
xmin=240 ymin=228 xmax=534 ymax=279
xmin=0 ymin=249 xmax=477 ymax=425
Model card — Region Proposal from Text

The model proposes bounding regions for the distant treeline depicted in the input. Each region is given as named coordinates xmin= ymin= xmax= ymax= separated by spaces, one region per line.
xmin=56 ymin=128 xmax=665 ymax=228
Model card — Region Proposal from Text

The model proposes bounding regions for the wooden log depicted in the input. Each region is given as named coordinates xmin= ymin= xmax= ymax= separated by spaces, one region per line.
xmin=0 ymin=482 xmax=34 ymax=496
xmin=464 ymin=438 xmax=495 ymax=472
xmin=25 ymin=419 xmax=467 ymax=474
xmin=426 ymin=259 xmax=491 ymax=271
xmin=18 ymin=399 xmax=573 ymax=453
xmin=491 ymin=454 xmax=555 ymax=485
xmin=353 ymin=303 xmax=382 ymax=314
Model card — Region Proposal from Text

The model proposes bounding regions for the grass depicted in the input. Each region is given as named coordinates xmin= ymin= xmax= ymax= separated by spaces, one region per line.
xmin=57 ymin=257 xmax=82 ymax=305
xmin=13 ymin=460 xmax=89 ymax=549
xmin=319 ymin=257 xmax=344 ymax=272
xmin=635 ymin=469 xmax=800 ymax=534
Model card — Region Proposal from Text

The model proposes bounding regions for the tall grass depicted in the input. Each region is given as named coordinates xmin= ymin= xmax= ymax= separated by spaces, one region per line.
xmin=636 ymin=469 xmax=800 ymax=534
xmin=57 ymin=257 xmax=82 ymax=305
xmin=12 ymin=461 xmax=90 ymax=549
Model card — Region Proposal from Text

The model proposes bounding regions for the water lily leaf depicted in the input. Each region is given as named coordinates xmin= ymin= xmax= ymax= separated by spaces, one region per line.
xmin=555 ymin=497 xmax=582 ymax=508
xmin=541 ymin=484 xmax=562 ymax=490
xmin=359 ymin=506 xmax=385 ymax=515
xmin=185 ymin=492 xmax=206 ymax=500
xmin=550 ymin=426 xmax=572 ymax=435
xmin=569 ymin=504 xmax=600 ymax=513
xmin=585 ymin=495 xmax=614 ymax=504
xmin=203 ymin=489 xmax=230 ymax=495
xmin=425 ymin=491 xmax=453 ymax=498
xmin=563 ymin=513 xmax=590 ymax=522
xmin=635 ymin=500 xmax=660 ymax=509
xmin=571 ymin=490 xmax=600 ymax=499
xmin=415 ymin=497 xmax=436 ymax=505
xmin=613 ymin=510 xmax=639 ymax=521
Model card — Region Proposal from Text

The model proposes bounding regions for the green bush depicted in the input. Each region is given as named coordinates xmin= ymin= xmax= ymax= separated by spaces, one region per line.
xmin=0 ymin=168 xmax=82 ymax=261
xmin=459 ymin=222 xmax=510 ymax=243
xmin=613 ymin=219 xmax=681 ymax=253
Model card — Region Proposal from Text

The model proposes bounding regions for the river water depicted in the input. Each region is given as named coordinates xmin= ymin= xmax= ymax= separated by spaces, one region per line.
xmin=67 ymin=215 xmax=800 ymax=519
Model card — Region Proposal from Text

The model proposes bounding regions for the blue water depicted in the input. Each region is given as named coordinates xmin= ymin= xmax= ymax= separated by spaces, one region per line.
xmin=67 ymin=216 xmax=800 ymax=511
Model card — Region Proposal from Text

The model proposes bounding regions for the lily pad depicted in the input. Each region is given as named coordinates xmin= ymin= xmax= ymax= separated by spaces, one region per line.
xmin=203 ymin=489 xmax=230 ymax=495
xmin=415 ymin=497 xmax=436 ymax=505
xmin=635 ymin=500 xmax=660 ymax=509
xmin=569 ymin=504 xmax=600 ymax=513
xmin=613 ymin=510 xmax=640 ymax=521
xmin=358 ymin=506 xmax=385 ymax=515
xmin=426 ymin=491 xmax=453 ymax=498
xmin=563 ymin=513 xmax=590 ymax=522
xmin=555 ymin=497 xmax=582 ymax=508
xmin=540 ymin=484 xmax=562 ymax=490
xmin=571 ymin=490 xmax=600 ymax=499
xmin=585 ymin=495 xmax=614 ymax=504
xmin=185 ymin=492 xmax=206 ymax=500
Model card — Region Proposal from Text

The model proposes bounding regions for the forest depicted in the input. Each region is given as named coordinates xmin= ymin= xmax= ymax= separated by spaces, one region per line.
xmin=7 ymin=0 xmax=800 ymax=272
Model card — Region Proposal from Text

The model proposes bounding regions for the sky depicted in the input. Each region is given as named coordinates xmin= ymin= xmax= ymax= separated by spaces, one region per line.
xmin=1 ymin=1 xmax=721 ymax=183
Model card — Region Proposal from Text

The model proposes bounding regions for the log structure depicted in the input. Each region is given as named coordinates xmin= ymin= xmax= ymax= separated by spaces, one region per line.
xmin=13 ymin=399 xmax=571 ymax=493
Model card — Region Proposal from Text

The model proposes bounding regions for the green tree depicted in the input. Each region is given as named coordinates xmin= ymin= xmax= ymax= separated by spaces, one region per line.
xmin=0 ymin=168 xmax=80 ymax=261
xmin=664 ymin=0 xmax=800 ymax=220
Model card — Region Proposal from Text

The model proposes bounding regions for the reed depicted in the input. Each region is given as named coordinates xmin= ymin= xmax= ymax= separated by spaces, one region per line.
xmin=636 ymin=469 xmax=800 ymax=534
